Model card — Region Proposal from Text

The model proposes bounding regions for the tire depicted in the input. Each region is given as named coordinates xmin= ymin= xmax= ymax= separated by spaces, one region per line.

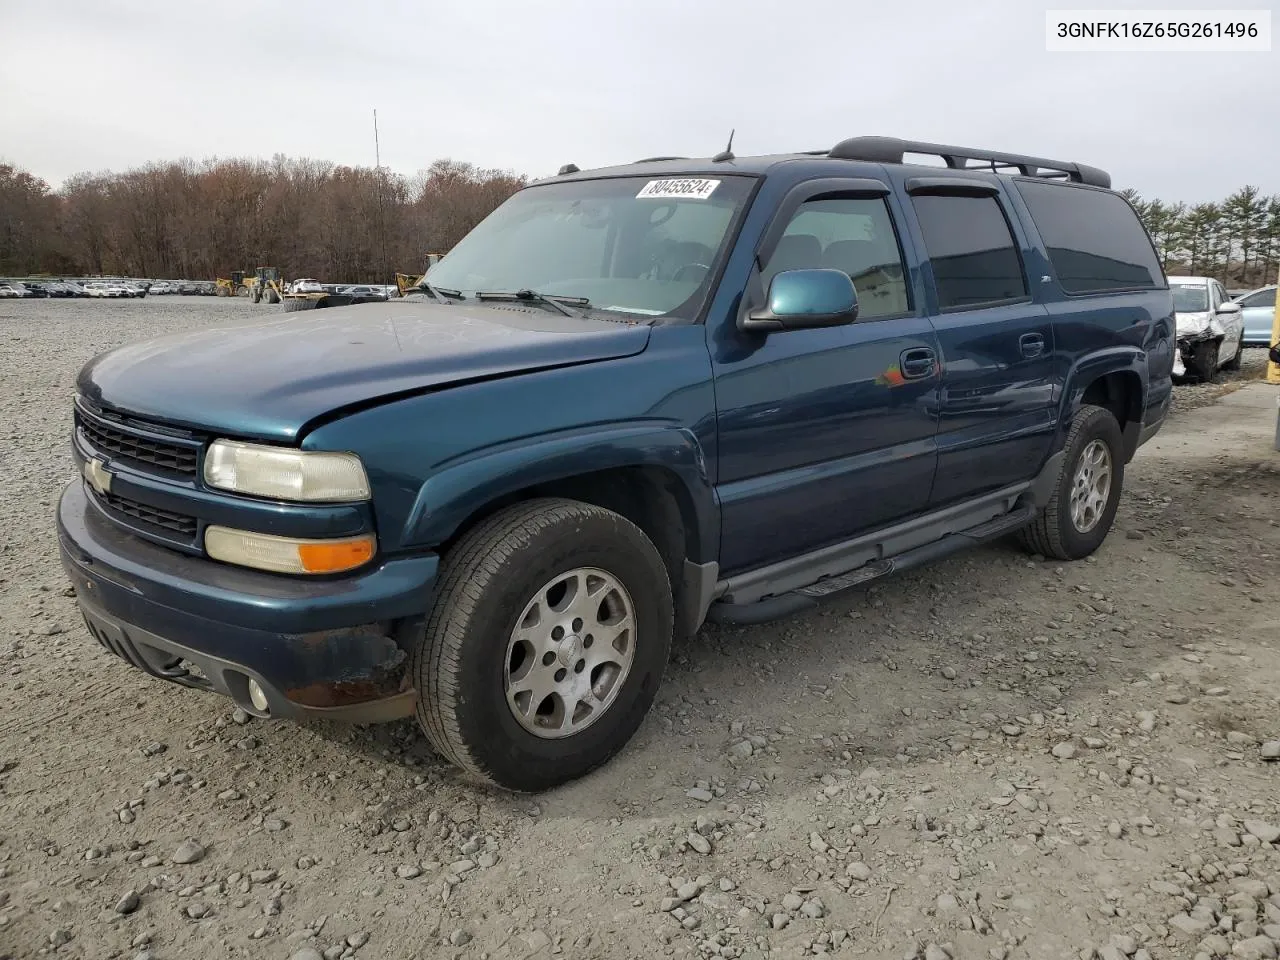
xmin=1191 ymin=339 xmax=1220 ymax=382
xmin=1018 ymin=404 xmax=1124 ymax=561
xmin=412 ymin=497 xmax=674 ymax=791
xmin=1223 ymin=334 xmax=1244 ymax=371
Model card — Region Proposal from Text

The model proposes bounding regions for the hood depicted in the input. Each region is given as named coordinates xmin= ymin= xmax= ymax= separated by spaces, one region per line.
xmin=78 ymin=300 xmax=651 ymax=442
xmin=1174 ymin=310 xmax=1213 ymax=338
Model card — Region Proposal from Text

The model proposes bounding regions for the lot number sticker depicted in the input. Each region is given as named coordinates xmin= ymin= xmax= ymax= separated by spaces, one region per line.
xmin=636 ymin=178 xmax=720 ymax=200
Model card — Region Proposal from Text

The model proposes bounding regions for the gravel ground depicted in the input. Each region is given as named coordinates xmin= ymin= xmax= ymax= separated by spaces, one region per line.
xmin=2 ymin=298 xmax=1279 ymax=960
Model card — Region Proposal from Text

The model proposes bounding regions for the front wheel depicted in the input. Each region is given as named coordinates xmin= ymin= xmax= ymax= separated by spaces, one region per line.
xmin=412 ymin=498 xmax=674 ymax=791
xmin=1018 ymin=404 xmax=1124 ymax=561
xmin=1191 ymin=339 xmax=1220 ymax=382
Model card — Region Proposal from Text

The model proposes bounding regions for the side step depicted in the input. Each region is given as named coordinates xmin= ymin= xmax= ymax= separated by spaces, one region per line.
xmin=706 ymin=502 xmax=1036 ymax=626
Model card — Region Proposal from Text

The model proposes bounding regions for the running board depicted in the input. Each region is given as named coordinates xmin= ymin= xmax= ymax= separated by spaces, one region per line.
xmin=706 ymin=501 xmax=1037 ymax=626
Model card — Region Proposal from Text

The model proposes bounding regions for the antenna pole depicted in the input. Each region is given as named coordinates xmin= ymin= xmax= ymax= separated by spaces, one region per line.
xmin=373 ymin=109 xmax=388 ymax=289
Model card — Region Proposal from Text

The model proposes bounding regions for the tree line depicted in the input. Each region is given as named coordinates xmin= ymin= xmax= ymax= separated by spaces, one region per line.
xmin=1118 ymin=187 xmax=1279 ymax=288
xmin=2 ymin=154 xmax=1279 ymax=289
xmin=0 ymin=156 xmax=527 ymax=283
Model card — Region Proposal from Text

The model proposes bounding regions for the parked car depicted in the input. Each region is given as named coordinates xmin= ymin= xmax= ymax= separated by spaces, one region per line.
xmin=56 ymin=135 xmax=1174 ymax=791
xmin=341 ymin=285 xmax=389 ymax=301
xmin=1236 ymin=285 xmax=1276 ymax=347
xmin=290 ymin=278 xmax=325 ymax=294
xmin=84 ymin=282 xmax=131 ymax=298
xmin=63 ymin=281 xmax=88 ymax=297
xmin=1168 ymin=275 xmax=1244 ymax=381
xmin=149 ymin=282 xmax=174 ymax=295
xmin=19 ymin=282 xmax=51 ymax=298
xmin=0 ymin=282 xmax=26 ymax=298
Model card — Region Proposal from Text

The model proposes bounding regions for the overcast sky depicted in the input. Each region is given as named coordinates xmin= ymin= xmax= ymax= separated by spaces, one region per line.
xmin=2 ymin=0 xmax=1275 ymax=202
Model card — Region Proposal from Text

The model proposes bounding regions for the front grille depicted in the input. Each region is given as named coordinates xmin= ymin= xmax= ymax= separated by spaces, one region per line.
xmin=76 ymin=405 xmax=200 ymax=477
xmin=96 ymin=490 xmax=198 ymax=540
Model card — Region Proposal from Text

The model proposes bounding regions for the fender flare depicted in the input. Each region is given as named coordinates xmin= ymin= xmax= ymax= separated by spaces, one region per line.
xmin=401 ymin=422 xmax=718 ymax=564
xmin=1058 ymin=346 xmax=1149 ymax=459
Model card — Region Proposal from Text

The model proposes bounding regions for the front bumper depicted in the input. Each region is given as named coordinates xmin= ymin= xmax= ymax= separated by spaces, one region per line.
xmin=57 ymin=480 xmax=438 ymax=722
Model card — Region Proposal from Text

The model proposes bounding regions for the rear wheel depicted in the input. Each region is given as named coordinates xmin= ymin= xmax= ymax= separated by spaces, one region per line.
xmin=1191 ymin=339 xmax=1220 ymax=382
xmin=1018 ymin=404 xmax=1124 ymax=561
xmin=412 ymin=498 xmax=674 ymax=791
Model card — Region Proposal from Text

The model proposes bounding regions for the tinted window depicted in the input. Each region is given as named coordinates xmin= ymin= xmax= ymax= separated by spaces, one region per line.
xmin=1240 ymin=288 xmax=1276 ymax=308
xmin=764 ymin=197 xmax=909 ymax=318
xmin=911 ymin=195 xmax=1027 ymax=310
xmin=1016 ymin=180 xmax=1163 ymax=294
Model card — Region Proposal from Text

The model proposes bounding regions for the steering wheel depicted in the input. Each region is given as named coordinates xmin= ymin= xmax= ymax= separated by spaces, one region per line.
xmin=673 ymin=262 xmax=711 ymax=282
xmin=648 ymin=204 xmax=677 ymax=226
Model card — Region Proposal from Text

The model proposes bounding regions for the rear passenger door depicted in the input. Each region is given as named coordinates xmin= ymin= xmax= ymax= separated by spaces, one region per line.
xmin=896 ymin=178 xmax=1057 ymax=507
xmin=710 ymin=180 xmax=942 ymax=576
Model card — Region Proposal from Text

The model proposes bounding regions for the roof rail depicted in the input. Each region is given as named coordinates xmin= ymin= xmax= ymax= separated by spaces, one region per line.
xmin=826 ymin=136 xmax=1111 ymax=189
xmin=633 ymin=155 xmax=689 ymax=163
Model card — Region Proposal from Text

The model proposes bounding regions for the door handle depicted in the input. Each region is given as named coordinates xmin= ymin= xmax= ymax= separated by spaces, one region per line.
xmin=1019 ymin=332 xmax=1046 ymax=359
xmin=899 ymin=348 xmax=936 ymax=380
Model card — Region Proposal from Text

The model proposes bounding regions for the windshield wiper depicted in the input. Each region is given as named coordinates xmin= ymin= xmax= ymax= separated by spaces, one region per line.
xmin=415 ymin=282 xmax=464 ymax=304
xmin=474 ymin=289 xmax=590 ymax=317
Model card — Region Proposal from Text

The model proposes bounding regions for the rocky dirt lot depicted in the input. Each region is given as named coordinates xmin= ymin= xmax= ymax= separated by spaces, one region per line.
xmin=1 ymin=298 xmax=1278 ymax=960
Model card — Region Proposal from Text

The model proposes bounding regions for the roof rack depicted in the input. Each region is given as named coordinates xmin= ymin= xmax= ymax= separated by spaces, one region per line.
xmin=824 ymin=136 xmax=1111 ymax=189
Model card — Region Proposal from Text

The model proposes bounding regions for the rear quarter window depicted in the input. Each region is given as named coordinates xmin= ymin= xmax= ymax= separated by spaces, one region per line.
xmin=1015 ymin=180 xmax=1165 ymax=294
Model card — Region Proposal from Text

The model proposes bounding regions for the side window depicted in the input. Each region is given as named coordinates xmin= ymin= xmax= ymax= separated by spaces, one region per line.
xmin=1241 ymin=288 xmax=1276 ymax=308
xmin=1015 ymin=180 xmax=1164 ymax=293
xmin=762 ymin=197 xmax=910 ymax=319
xmin=911 ymin=194 xmax=1027 ymax=311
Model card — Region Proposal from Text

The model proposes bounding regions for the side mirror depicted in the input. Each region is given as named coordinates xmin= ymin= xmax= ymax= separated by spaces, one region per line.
xmin=1269 ymin=343 xmax=1280 ymax=365
xmin=1216 ymin=300 xmax=1242 ymax=314
xmin=741 ymin=268 xmax=859 ymax=333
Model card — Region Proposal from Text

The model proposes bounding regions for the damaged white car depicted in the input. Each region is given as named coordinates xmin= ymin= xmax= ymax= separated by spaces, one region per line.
xmin=1169 ymin=275 xmax=1244 ymax=382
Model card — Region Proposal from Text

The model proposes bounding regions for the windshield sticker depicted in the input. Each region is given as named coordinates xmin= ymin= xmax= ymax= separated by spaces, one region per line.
xmin=636 ymin=178 xmax=720 ymax=201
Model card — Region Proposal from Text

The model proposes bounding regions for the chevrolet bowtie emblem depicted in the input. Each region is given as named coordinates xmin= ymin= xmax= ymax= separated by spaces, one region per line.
xmin=83 ymin=457 xmax=113 ymax=496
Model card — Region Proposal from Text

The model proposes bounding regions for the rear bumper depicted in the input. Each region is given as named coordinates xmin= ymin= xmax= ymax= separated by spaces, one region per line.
xmin=57 ymin=480 xmax=438 ymax=722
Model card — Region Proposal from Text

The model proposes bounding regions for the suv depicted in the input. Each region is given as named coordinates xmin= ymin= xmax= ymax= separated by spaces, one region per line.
xmin=56 ymin=137 xmax=1174 ymax=791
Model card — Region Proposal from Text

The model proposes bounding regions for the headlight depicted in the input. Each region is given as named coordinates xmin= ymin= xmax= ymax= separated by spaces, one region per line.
xmin=204 ymin=440 xmax=370 ymax=502
xmin=205 ymin=526 xmax=376 ymax=575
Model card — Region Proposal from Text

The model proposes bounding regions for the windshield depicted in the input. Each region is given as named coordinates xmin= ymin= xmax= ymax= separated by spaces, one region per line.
xmin=1172 ymin=284 xmax=1208 ymax=313
xmin=422 ymin=174 xmax=756 ymax=319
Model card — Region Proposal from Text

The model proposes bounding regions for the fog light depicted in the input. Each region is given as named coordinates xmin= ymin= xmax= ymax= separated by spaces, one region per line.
xmin=247 ymin=678 xmax=270 ymax=713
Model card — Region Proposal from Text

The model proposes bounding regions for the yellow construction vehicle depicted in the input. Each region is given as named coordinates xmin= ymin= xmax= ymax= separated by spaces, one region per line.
xmin=395 ymin=252 xmax=444 ymax=296
xmin=215 ymin=271 xmax=249 ymax=297
xmin=249 ymin=267 xmax=283 ymax=304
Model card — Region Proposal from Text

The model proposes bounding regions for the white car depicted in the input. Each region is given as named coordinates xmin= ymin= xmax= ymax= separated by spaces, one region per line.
xmin=1169 ymin=275 xmax=1244 ymax=382
xmin=85 ymin=282 xmax=130 ymax=298
xmin=289 ymin=278 xmax=325 ymax=294
xmin=0 ymin=282 xmax=27 ymax=298
xmin=148 ymin=282 xmax=172 ymax=295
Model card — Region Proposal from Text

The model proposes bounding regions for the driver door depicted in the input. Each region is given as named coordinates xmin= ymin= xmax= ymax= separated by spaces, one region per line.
xmin=710 ymin=179 xmax=942 ymax=576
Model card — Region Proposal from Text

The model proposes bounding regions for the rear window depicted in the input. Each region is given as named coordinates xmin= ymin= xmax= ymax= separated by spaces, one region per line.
xmin=1015 ymin=181 xmax=1164 ymax=294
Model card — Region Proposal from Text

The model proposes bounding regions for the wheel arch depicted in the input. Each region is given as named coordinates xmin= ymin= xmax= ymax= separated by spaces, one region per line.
xmin=403 ymin=424 xmax=719 ymax=638
xmin=1061 ymin=349 xmax=1148 ymax=462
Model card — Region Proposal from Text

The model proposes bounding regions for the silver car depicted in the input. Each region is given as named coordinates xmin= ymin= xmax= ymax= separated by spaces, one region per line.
xmin=1168 ymin=275 xmax=1245 ymax=382
xmin=1236 ymin=285 xmax=1276 ymax=346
